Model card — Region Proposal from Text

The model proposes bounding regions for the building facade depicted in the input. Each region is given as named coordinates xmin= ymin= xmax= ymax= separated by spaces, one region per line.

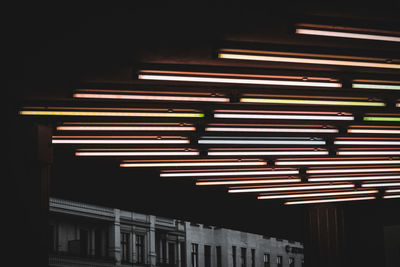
xmin=49 ymin=198 xmax=304 ymax=267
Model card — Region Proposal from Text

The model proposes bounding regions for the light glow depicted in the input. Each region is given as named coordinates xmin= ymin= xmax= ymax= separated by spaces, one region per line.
xmin=258 ymin=190 xmax=378 ymax=199
xmin=307 ymin=167 xmax=400 ymax=174
xmin=383 ymin=195 xmax=400 ymax=199
xmin=353 ymin=83 xmax=400 ymax=91
xmin=206 ymin=124 xmax=338 ymax=133
xmin=276 ymin=157 xmax=400 ymax=166
xmin=196 ymin=177 xmax=301 ymax=186
xmin=198 ymin=137 xmax=325 ymax=145
xmin=240 ymin=97 xmax=385 ymax=107
xmin=57 ymin=123 xmax=196 ymax=132
xmin=138 ymin=70 xmax=341 ymax=88
xmin=160 ymin=168 xmax=299 ymax=178
xmin=229 ymin=183 xmax=354 ymax=193
xmin=20 ymin=110 xmax=204 ymax=118
xmin=308 ymin=174 xmax=400 ymax=182
xmin=284 ymin=196 xmax=375 ymax=205
xmin=362 ymin=182 xmax=400 ymax=187
xmin=208 ymin=148 xmax=328 ymax=156
xmin=76 ymin=148 xmax=199 ymax=157
xmin=295 ymin=24 xmax=400 ymax=42
xmin=52 ymin=136 xmax=189 ymax=145
xmin=120 ymin=159 xmax=266 ymax=168
xmin=214 ymin=110 xmax=354 ymax=121
xmin=219 ymin=50 xmax=400 ymax=69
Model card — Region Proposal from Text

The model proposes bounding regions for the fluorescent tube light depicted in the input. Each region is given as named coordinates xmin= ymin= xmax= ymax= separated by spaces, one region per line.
xmin=138 ymin=70 xmax=341 ymax=88
xmin=198 ymin=137 xmax=325 ymax=145
xmin=73 ymin=89 xmax=229 ymax=103
xmin=308 ymin=174 xmax=400 ymax=182
xmin=218 ymin=48 xmax=400 ymax=69
xmin=57 ymin=122 xmax=196 ymax=132
xmin=214 ymin=110 xmax=354 ymax=121
xmin=258 ymin=190 xmax=378 ymax=199
xmin=284 ymin=196 xmax=375 ymax=205
xmin=160 ymin=168 xmax=299 ymax=178
xmin=76 ymin=148 xmax=199 ymax=157
xmin=229 ymin=183 xmax=354 ymax=193
xmin=208 ymin=148 xmax=328 ymax=156
xmin=362 ymin=182 xmax=400 ymax=187
xmin=120 ymin=159 xmax=266 ymax=168
xmin=206 ymin=123 xmax=338 ymax=133
xmin=196 ymin=177 xmax=301 ymax=186
xmin=276 ymin=157 xmax=400 ymax=166
xmin=383 ymin=195 xmax=400 ymax=199
xmin=240 ymin=97 xmax=385 ymax=107
xmin=52 ymin=136 xmax=189 ymax=145
xmin=307 ymin=167 xmax=400 ymax=174
xmin=295 ymin=23 xmax=400 ymax=42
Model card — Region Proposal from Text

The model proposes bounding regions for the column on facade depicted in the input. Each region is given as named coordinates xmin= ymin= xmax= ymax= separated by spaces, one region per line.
xmin=109 ymin=208 xmax=121 ymax=265
xmin=149 ymin=215 xmax=157 ymax=267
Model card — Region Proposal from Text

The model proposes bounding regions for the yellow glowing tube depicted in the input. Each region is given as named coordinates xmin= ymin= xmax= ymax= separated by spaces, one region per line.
xmin=284 ymin=196 xmax=375 ymax=205
xmin=19 ymin=110 xmax=204 ymax=118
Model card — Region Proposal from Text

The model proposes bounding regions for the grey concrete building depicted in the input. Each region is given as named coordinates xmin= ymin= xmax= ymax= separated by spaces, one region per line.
xmin=49 ymin=198 xmax=304 ymax=267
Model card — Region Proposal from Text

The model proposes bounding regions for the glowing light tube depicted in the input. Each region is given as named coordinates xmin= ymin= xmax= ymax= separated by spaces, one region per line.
xmin=73 ymin=90 xmax=229 ymax=103
xmin=218 ymin=49 xmax=400 ymax=69
xmin=383 ymin=195 xmax=400 ymax=199
xmin=353 ymin=83 xmax=400 ymax=91
xmin=20 ymin=109 xmax=204 ymax=118
xmin=334 ymin=140 xmax=400 ymax=145
xmin=308 ymin=175 xmax=400 ymax=182
xmin=362 ymin=182 xmax=400 ymax=187
xmin=160 ymin=169 xmax=299 ymax=178
xmin=337 ymin=150 xmax=400 ymax=156
xmin=120 ymin=159 xmax=266 ymax=168
xmin=276 ymin=157 xmax=400 ymax=166
xmin=57 ymin=123 xmax=196 ymax=132
xmin=348 ymin=126 xmax=400 ymax=134
xmin=307 ymin=167 xmax=400 ymax=174
xmin=208 ymin=148 xmax=328 ymax=156
xmin=196 ymin=178 xmax=301 ymax=186
xmin=295 ymin=24 xmax=400 ymax=42
xmin=76 ymin=148 xmax=199 ymax=157
xmin=52 ymin=136 xmax=189 ymax=145
xmin=386 ymin=189 xmax=400 ymax=193
xmin=258 ymin=190 xmax=378 ymax=199
xmin=240 ymin=97 xmax=385 ymax=107
xmin=198 ymin=137 xmax=325 ymax=145
xmin=214 ymin=110 xmax=354 ymax=121
xmin=363 ymin=116 xmax=400 ymax=122
xmin=206 ymin=124 xmax=338 ymax=134
xmin=284 ymin=196 xmax=375 ymax=205
xmin=138 ymin=70 xmax=341 ymax=88
xmin=229 ymin=183 xmax=354 ymax=193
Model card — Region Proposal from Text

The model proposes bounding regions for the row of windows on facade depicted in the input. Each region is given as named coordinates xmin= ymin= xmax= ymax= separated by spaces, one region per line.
xmin=49 ymin=225 xmax=183 ymax=265
xmin=49 ymin=225 xmax=303 ymax=267
xmin=191 ymin=244 xmax=299 ymax=267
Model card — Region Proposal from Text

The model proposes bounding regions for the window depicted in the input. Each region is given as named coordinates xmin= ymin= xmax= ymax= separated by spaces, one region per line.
xmin=191 ymin=243 xmax=199 ymax=267
xmin=263 ymin=253 xmax=270 ymax=267
xmin=204 ymin=245 xmax=211 ymax=267
xmin=168 ymin=242 xmax=176 ymax=265
xmin=251 ymin=249 xmax=255 ymax=267
xmin=94 ymin=229 xmax=103 ymax=258
xmin=121 ymin=232 xmax=130 ymax=263
xmin=80 ymin=229 xmax=89 ymax=257
xmin=136 ymin=234 xmax=145 ymax=264
xmin=277 ymin=255 xmax=283 ymax=267
xmin=216 ymin=246 xmax=222 ymax=267
xmin=241 ymin=248 xmax=247 ymax=267
xmin=232 ymin=246 xmax=237 ymax=267
xmin=289 ymin=257 xmax=295 ymax=267
xmin=48 ymin=224 xmax=57 ymax=253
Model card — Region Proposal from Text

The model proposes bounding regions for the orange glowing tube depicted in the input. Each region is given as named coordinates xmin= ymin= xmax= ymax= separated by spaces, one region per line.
xmin=284 ymin=196 xmax=376 ymax=205
xmin=76 ymin=148 xmax=199 ymax=157
xmin=120 ymin=158 xmax=266 ymax=168
xmin=52 ymin=136 xmax=190 ymax=144
xmin=196 ymin=177 xmax=301 ymax=186
xmin=57 ymin=122 xmax=196 ymax=131
xmin=258 ymin=189 xmax=378 ymax=200
xmin=228 ymin=183 xmax=354 ymax=193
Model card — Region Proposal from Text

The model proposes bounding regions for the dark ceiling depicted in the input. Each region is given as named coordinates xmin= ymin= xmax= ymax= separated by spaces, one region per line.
xmin=7 ymin=2 xmax=400 ymax=244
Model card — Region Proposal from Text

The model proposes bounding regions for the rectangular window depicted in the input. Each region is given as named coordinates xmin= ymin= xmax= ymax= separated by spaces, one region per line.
xmin=216 ymin=246 xmax=222 ymax=267
xmin=251 ymin=249 xmax=255 ymax=267
xmin=204 ymin=245 xmax=211 ymax=267
xmin=121 ymin=232 xmax=130 ymax=263
xmin=79 ymin=229 xmax=89 ymax=257
xmin=232 ymin=246 xmax=237 ymax=267
xmin=136 ymin=234 xmax=145 ymax=264
xmin=94 ymin=229 xmax=103 ymax=258
xmin=277 ymin=255 xmax=283 ymax=267
xmin=289 ymin=257 xmax=295 ymax=267
xmin=48 ymin=224 xmax=57 ymax=253
xmin=241 ymin=248 xmax=247 ymax=267
xmin=263 ymin=253 xmax=270 ymax=267
xmin=168 ymin=242 xmax=176 ymax=265
xmin=191 ymin=243 xmax=199 ymax=267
